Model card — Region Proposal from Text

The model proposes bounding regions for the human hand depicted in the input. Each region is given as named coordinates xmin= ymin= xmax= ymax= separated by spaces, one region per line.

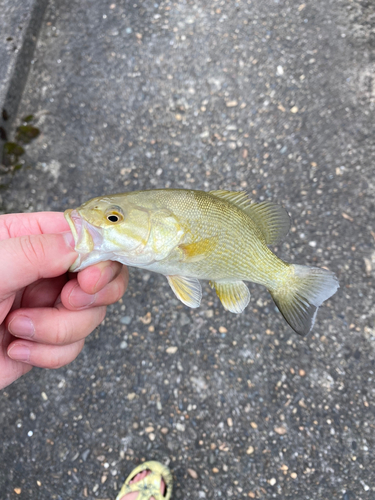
xmin=0 ymin=212 xmax=128 ymax=390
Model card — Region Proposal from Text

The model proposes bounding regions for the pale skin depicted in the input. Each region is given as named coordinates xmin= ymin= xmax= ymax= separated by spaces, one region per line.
xmin=0 ymin=211 xmax=129 ymax=390
xmin=0 ymin=212 xmax=165 ymax=499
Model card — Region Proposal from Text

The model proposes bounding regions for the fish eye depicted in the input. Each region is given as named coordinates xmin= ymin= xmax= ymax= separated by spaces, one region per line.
xmin=106 ymin=206 xmax=124 ymax=224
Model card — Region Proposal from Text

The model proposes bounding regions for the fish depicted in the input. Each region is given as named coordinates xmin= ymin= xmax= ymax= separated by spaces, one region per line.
xmin=64 ymin=189 xmax=339 ymax=336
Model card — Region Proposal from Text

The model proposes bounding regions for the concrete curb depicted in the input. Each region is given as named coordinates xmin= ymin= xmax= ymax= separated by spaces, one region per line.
xmin=0 ymin=0 xmax=49 ymax=150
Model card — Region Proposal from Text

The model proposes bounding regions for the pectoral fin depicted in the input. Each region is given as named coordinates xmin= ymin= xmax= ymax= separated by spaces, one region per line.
xmin=178 ymin=237 xmax=217 ymax=263
xmin=167 ymin=275 xmax=202 ymax=308
xmin=211 ymin=281 xmax=250 ymax=314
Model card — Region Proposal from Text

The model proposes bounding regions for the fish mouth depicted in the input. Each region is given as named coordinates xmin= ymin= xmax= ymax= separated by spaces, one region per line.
xmin=64 ymin=209 xmax=104 ymax=271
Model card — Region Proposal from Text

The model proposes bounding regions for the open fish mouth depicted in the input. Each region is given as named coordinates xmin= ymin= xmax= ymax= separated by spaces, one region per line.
xmin=64 ymin=209 xmax=104 ymax=271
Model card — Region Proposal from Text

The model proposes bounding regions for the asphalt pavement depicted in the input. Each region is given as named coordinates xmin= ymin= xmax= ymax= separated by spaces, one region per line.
xmin=1 ymin=0 xmax=375 ymax=499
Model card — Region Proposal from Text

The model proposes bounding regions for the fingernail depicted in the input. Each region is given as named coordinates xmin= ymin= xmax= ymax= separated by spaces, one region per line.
xmin=8 ymin=344 xmax=31 ymax=363
xmin=63 ymin=231 xmax=76 ymax=250
xmin=68 ymin=284 xmax=96 ymax=309
xmin=8 ymin=316 xmax=35 ymax=339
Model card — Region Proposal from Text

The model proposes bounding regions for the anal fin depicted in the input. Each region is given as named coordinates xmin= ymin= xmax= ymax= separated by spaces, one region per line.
xmin=167 ymin=275 xmax=202 ymax=309
xmin=211 ymin=281 xmax=250 ymax=314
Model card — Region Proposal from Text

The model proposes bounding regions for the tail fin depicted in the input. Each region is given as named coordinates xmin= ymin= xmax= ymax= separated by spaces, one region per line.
xmin=269 ymin=264 xmax=339 ymax=336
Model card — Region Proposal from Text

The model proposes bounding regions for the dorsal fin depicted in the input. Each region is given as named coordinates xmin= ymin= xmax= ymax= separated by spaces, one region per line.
xmin=244 ymin=201 xmax=290 ymax=245
xmin=209 ymin=190 xmax=252 ymax=211
xmin=209 ymin=190 xmax=290 ymax=245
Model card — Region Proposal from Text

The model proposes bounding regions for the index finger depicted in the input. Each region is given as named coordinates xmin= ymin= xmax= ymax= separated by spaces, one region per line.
xmin=0 ymin=212 xmax=69 ymax=240
xmin=0 ymin=232 xmax=77 ymax=301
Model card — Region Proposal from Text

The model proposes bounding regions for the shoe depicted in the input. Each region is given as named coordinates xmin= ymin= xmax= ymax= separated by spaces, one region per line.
xmin=116 ymin=460 xmax=173 ymax=500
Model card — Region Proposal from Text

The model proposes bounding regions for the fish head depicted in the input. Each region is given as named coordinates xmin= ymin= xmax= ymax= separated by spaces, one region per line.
xmin=64 ymin=193 xmax=184 ymax=272
xmin=64 ymin=196 xmax=152 ymax=271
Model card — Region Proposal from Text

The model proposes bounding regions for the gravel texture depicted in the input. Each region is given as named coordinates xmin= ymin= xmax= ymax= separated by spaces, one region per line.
xmin=1 ymin=0 xmax=375 ymax=499
xmin=0 ymin=0 xmax=49 ymax=149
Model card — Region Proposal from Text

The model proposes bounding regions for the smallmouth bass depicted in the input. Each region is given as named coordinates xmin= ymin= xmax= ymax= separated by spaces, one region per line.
xmin=64 ymin=189 xmax=339 ymax=336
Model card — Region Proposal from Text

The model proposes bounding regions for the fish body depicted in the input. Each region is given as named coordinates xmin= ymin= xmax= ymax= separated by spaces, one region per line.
xmin=64 ymin=189 xmax=339 ymax=335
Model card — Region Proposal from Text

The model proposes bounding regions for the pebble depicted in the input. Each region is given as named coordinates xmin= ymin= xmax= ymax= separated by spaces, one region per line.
xmin=250 ymin=422 xmax=258 ymax=429
xmin=269 ymin=478 xmax=277 ymax=486
xmin=290 ymin=106 xmax=299 ymax=113
xmin=274 ymin=426 xmax=287 ymax=435
xmin=290 ymin=472 xmax=298 ymax=479
xmin=120 ymin=316 xmax=132 ymax=325
xmin=176 ymin=423 xmax=185 ymax=432
xmin=246 ymin=446 xmax=254 ymax=455
xmin=226 ymin=100 xmax=238 ymax=107
xmin=166 ymin=346 xmax=178 ymax=354
xmin=120 ymin=341 xmax=128 ymax=349
xmin=179 ymin=312 xmax=190 ymax=326
xmin=82 ymin=449 xmax=91 ymax=461
xmin=276 ymin=65 xmax=284 ymax=75
xmin=41 ymin=392 xmax=48 ymax=401
xmin=188 ymin=468 xmax=198 ymax=479
xmin=161 ymin=427 xmax=169 ymax=434
xmin=219 ymin=326 xmax=227 ymax=333
xmin=227 ymin=417 xmax=233 ymax=427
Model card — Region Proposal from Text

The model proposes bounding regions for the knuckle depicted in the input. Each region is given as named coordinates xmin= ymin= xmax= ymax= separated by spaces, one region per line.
xmin=19 ymin=235 xmax=46 ymax=269
xmin=54 ymin=320 xmax=70 ymax=345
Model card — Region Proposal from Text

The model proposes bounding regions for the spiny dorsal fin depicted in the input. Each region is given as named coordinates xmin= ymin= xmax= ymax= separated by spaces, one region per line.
xmin=244 ymin=201 xmax=291 ymax=246
xmin=210 ymin=280 xmax=250 ymax=314
xmin=167 ymin=275 xmax=202 ymax=308
xmin=209 ymin=190 xmax=290 ymax=246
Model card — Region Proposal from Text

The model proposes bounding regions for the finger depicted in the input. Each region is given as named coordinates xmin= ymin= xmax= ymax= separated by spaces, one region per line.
xmin=6 ymin=304 xmax=107 ymax=345
xmin=7 ymin=338 xmax=85 ymax=369
xmin=0 ymin=295 xmax=15 ymax=324
xmin=0 ymin=212 xmax=69 ymax=240
xmin=62 ymin=267 xmax=128 ymax=310
xmin=0 ymin=231 xmax=76 ymax=301
xmin=0 ymin=326 xmax=33 ymax=389
xmin=77 ymin=261 xmax=126 ymax=294
xmin=20 ymin=276 xmax=68 ymax=308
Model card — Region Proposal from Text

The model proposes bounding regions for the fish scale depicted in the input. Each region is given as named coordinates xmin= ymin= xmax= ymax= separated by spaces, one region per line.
xmin=65 ymin=188 xmax=339 ymax=335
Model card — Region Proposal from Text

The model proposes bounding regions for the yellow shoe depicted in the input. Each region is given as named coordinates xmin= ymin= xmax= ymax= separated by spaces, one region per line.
xmin=116 ymin=461 xmax=173 ymax=500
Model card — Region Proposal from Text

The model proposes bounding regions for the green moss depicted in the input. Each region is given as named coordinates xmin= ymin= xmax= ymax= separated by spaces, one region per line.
xmin=16 ymin=125 xmax=40 ymax=144
xmin=3 ymin=142 xmax=25 ymax=157
xmin=1 ymin=113 xmax=41 ymax=173
xmin=22 ymin=115 xmax=34 ymax=123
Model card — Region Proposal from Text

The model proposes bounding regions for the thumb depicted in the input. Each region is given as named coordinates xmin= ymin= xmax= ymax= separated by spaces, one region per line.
xmin=0 ymin=232 xmax=77 ymax=301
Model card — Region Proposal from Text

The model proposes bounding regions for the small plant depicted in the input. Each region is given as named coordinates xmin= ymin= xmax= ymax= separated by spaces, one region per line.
xmin=1 ymin=114 xmax=40 ymax=171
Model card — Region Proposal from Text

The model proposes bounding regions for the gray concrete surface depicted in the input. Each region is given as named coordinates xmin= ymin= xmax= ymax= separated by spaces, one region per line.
xmin=1 ymin=0 xmax=375 ymax=499
xmin=0 ymin=0 xmax=49 ymax=150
